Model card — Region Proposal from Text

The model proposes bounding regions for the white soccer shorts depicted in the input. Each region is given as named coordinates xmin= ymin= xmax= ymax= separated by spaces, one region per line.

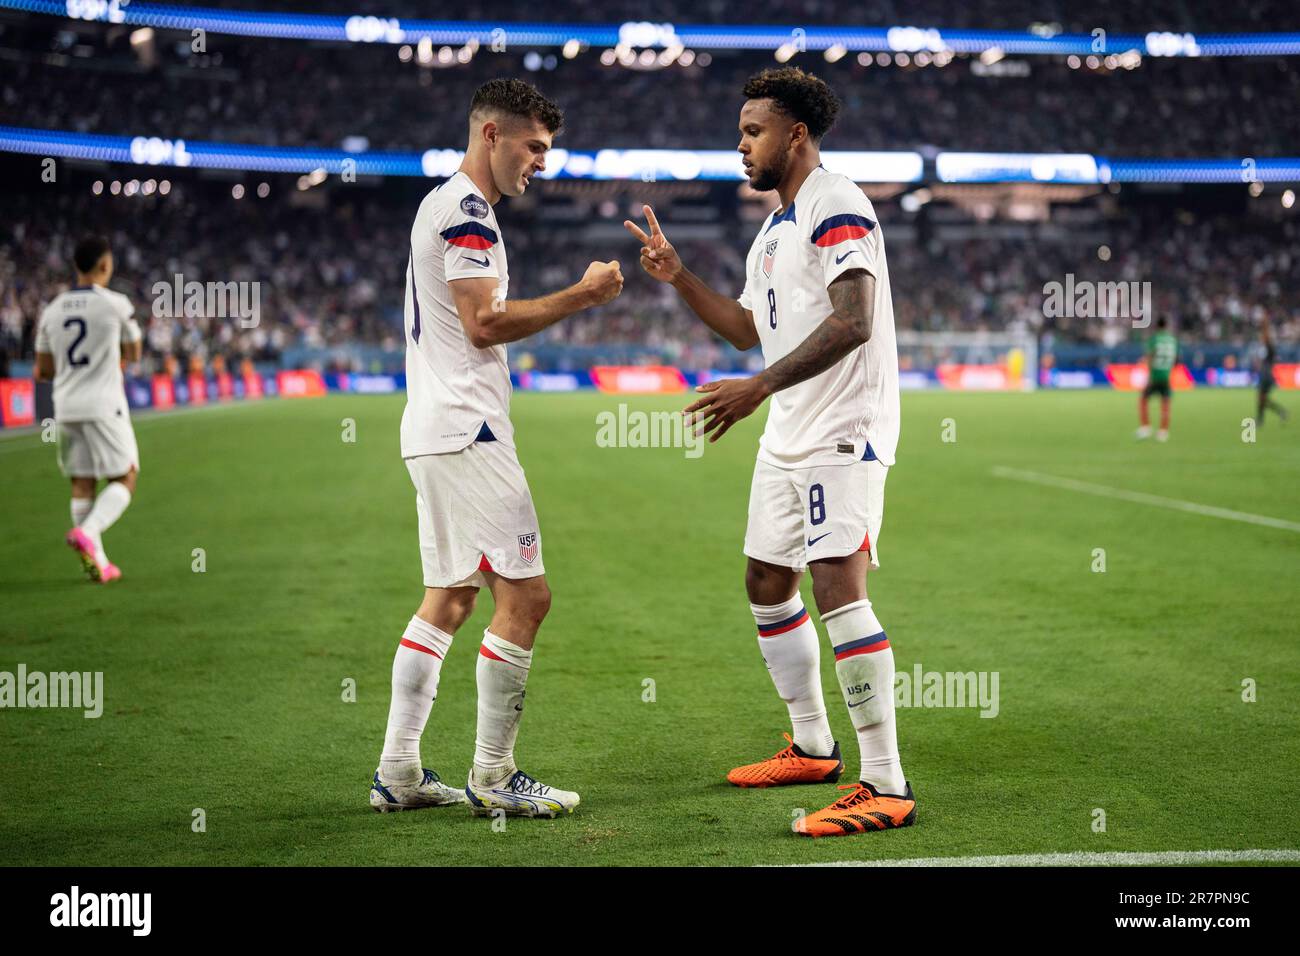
xmin=405 ymin=439 xmax=545 ymax=589
xmin=743 ymin=457 xmax=887 ymax=571
xmin=57 ymin=416 xmax=140 ymax=479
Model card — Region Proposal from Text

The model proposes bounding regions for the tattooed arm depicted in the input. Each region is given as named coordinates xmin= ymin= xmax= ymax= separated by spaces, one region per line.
xmin=683 ymin=269 xmax=876 ymax=443
xmin=756 ymin=269 xmax=875 ymax=393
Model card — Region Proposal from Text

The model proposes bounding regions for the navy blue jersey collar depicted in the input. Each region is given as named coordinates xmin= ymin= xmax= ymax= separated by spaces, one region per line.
xmin=766 ymin=202 xmax=797 ymax=232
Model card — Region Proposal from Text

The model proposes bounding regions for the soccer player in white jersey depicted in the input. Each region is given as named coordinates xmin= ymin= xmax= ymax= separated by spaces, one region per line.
xmin=625 ymin=68 xmax=914 ymax=837
xmin=370 ymin=79 xmax=623 ymax=817
xmin=34 ymin=237 xmax=143 ymax=584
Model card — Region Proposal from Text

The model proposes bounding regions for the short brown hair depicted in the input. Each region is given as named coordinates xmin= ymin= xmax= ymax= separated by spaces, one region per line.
xmin=470 ymin=78 xmax=563 ymax=133
xmin=742 ymin=67 xmax=840 ymax=140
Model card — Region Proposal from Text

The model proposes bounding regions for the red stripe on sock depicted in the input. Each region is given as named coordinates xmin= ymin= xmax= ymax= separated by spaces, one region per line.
xmin=757 ymin=611 xmax=809 ymax=637
xmin=834 ymin=641 xmax=890 ymax=661
xmin=479 ymin=643 xmax=507 ymax=663
xmin=399 ymin=637 xmax=441 ymax=659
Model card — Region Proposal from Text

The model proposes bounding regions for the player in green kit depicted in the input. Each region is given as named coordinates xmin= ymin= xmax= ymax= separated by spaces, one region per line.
xmin=1137 ymin=317 xmax=1178 ymax=442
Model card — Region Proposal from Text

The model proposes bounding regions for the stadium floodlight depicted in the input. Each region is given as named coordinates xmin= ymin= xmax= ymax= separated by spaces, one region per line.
xmin=8 ymin=2 xmax=1300 ymax=56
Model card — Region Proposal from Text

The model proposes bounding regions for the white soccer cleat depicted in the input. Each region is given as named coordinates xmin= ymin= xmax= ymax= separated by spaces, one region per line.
xmin=1155 ymin=429 xmax=1169 ymax=442
xmin=1135 ymin=426 xmax=1152 ymax=440
xmin=465 ymin=766 xmax=580 ymax=818
xmin=370 ymin=768 xmax=467 ymax=812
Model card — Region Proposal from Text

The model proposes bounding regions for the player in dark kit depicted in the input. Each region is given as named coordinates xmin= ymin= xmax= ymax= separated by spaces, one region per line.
xmin=1256 ymin=319 xmax=1288 ymax=426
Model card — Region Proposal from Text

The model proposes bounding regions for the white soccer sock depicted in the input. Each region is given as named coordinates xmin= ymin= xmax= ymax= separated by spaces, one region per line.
xmin=752 ymin=596 xmax=834 ymax=757
xmin=379 ymin=616 xmax=453 ymax=784
xmin=822 ymin=598 xmax=906 ymax=795
xmin=473 ymin=630 xmax=532 ymax=782
xmin=71 ymin=497 xmax=107 ymax=564
xmin=70 ymin=497 xmax=93 ymax=527
xmin=81 ymin=482 xmax=132 ymax=538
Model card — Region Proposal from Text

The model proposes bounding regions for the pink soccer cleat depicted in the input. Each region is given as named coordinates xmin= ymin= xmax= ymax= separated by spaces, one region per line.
xmin=65 ymin=527 xmax=117 ymax=583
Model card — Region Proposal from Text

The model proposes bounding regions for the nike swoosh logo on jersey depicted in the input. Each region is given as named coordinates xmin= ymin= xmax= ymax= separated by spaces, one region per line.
xmin=464 ymin=255 xmax=491 ymax=268
xmin=808 ymin=532 xmax=833 ymax=547
xmin=835 ymin=250 xmax=857 ymax=265
xmin=848 ymin=695 xmax=876 ymax=708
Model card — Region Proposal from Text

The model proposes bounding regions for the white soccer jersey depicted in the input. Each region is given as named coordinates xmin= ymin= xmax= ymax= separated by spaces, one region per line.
xmin=400 ymin=171 xmax=513 ymax=458
xmin=35 ymin=285 xmax=141 ymax=423
xmin=738 ymin=165 xmax=900 ymax=468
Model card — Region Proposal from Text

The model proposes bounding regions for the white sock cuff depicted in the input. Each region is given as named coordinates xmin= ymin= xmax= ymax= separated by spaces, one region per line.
xmin=101 ymin=481 xmax=132 ymax=506
xmin=481 ymin=630 xmax=532 ymax=669
xmin=402 ymin=615 xmax=453 ymax=658
xmin=70 ymin=498 xmax=93 ymax=524
xmin=750 ymin=595 xmax=809 ymax=634
xmin=821 ymin=599 xmax=885 ymax=647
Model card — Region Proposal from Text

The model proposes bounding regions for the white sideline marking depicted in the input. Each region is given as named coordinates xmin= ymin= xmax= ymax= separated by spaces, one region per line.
xmin=798 ymin=849 xmax=1300 ymax=867
xmin=992 ymin=466 xmax=1300 ymax=534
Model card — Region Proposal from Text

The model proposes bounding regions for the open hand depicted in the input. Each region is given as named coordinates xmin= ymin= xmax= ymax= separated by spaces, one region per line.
xmin=683 ymin=376 xmax=771 ymax=443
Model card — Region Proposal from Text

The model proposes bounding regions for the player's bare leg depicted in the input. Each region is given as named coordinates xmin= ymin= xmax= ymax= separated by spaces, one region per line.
xmin=1157 ymin=397 xmax=1171 ymax=441
xmin=793 ymin=551 xmax=916 ymax=837
xmin=465 ymin=572 xmax=578 ymax=817
xmin=1136 ymin=393 xmax=1152 ymax=440
xmin=371 ymin=585 xmax=477 ymax=811
xmin=727 ymin=559 xmax=844 ymax=787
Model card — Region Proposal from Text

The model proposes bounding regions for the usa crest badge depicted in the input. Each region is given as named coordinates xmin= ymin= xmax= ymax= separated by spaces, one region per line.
xmin=518 ymin=533 xmax=538 ymax=565
xmin=762 ymin=238 xmax=779 ymax=277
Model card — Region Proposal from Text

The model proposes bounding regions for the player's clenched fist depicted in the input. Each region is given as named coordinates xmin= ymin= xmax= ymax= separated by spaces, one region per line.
xmin=624 ymin=204 xmax=681 ymax=283
xmin=581 ymin=260 xmax=623 ymax=306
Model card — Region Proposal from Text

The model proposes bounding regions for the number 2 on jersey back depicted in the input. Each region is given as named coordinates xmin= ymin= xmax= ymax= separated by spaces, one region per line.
xmin=63 ymin=317 xmax=89 ymax=367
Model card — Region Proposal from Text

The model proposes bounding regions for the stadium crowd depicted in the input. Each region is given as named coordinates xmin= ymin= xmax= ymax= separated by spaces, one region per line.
xmin=2 ymin=182 xmax=1295 ymax=376
xmin=5 ymin=37 xmax=1298 ymax=158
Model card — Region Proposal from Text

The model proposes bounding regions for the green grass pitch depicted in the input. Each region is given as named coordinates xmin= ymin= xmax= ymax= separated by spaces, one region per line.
xmin=1 ymin=389 xmax=1297 ymax=866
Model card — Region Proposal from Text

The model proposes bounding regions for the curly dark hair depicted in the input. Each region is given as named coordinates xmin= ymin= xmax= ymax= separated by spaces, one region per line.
xmin=742 ymin=67 xmax=841 ymax=140
xmin=469 ymin=78 xmax=564 ymax=133
xmin=73 ymin=235 xmax=110 ymax=273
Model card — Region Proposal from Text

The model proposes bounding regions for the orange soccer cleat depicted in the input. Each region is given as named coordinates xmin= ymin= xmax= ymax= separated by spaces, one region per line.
xmin=726 ymin=733 xmax=843 ymax=788
xmin=794 ymin=780 xmax=917 ymax=837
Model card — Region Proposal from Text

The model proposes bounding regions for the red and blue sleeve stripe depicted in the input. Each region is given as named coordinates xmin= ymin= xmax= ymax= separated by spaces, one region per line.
xmin=440 ymin=221 xmax=498 ymax=250
xmin=833 ymin=631 xmax=889 ymax=660
xmin=757 ymin=607 xmax=810 ymax=636
xmin=811 ymin=213 xmax=875 ymax=248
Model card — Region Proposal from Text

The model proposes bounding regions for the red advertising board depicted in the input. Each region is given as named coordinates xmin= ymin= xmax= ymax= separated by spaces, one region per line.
xmin=276 ymin=369 xmax=327 ymax=398
xmin=590 ymin=366 xmax=688 ymax=394
xmin=935 ymin=363 xmax=1019 ymax=391
xmin=0 ymin=378 xmax=35 ymax=427
xmin=152 ymin=374 xmax=175 ymax=410
xmin=1105 ymin=363 xmax=1195 ymax=391
xmin=1272 ymin=363 xmax=1300 ymax=389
